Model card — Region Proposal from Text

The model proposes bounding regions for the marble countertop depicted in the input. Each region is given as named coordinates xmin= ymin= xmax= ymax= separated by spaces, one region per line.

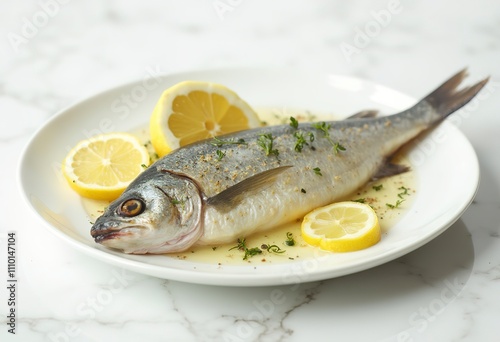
xmin=2 ymin=1 xmax=500 ymax=341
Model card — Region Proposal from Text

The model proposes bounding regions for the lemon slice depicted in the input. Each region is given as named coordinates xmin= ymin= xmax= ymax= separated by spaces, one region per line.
xmin=62 ymin=133 xmax=150 ymax=200
xmin=301 ymin=201 xmax=381 ymax=252
xmin=150 ymin=81 xmax=262 ymax=157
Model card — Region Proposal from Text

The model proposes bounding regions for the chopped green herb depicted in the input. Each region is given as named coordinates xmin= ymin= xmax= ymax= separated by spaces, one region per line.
xmin=312 ymin=121 xmax=346 ymax=153
xmin=372 ymin=184 xmax=383 ymax=191
xmin=293 ymin=131 xmax=307 ymax=152
xmin=397 ymin=186 xmax=410 ymax=199
xmin=285 ymin=232 xmax=296 ymax=246
xmin=312 ymin=121 xmax=331 ymax=135
xmin=352 ymin=198 xmax=366 ymax=203
xmin=211 ymin=136 xmax=247 ymax=148
xmin=216 ymin=150 xmax=226 ymax=161
xmin=257 ymin=133 xmax=279 ymax=156
xmin=260 ymin=244 xmax=286 ymax=254
xmin=289 ymin=116 xmax=299 ymax=129
xmin=386 ymin=199 xmax=405 ymax=209
xmin=171 ymin=197 xmax=188 ymax=209
xmin=141 ymin=164 xmax=148 ymax=169
xmin=308 ymin=132 xmax=315 ymax=143
xmin=212 ymin=246 xmax=217 ymax=251
xmin=333 ymin=142 xmax=346 ymax=154
xmin=313 ymin=167 xmax=322 ymax=176
xmin=301 ymin=188 xmax=307 ymax=194
xmin=244 ymin=247 xmax=263 ymax=260
xmin=229 ymin=238 xmax=262 ymax=260
xmin=229 ymin=238 xmax=246 ymax=252
xmin=293 ymin=131 xmax=316 ymax=153
xmin=230 ymin=238 xmax=287 ymax=260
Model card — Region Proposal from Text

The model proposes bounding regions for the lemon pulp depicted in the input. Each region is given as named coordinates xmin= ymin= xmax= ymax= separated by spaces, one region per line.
xmin=150 ymin=81 xmax=262 ymax=157
xmin=62 ymin=133 xmax=150 ymax=200
xmin=301 ymin=201 xmax=381 ymax=252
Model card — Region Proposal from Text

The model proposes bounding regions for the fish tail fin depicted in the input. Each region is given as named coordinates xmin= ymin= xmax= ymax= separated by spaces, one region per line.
xmin=423 ymin=68 xmax=489 ymax=120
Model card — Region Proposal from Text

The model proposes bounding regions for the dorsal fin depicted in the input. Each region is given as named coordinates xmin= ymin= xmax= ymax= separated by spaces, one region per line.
xmin=207 ymin=166 xmax=292 ymax=210
xmin=346 ymin=109 xmax=379 ymax=119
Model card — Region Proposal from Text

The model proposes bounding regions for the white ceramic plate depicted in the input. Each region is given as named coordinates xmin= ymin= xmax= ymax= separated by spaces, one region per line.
xmin=18 ymin=68 xmax=479 ymax=286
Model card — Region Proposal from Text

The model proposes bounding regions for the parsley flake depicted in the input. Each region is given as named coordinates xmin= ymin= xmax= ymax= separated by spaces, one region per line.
xmin=257 ymin=133 xmax=279 ymax=156
xmin=289 ymin=116 xmax=299 ymax=129
xmin=262 ymin=244 xmax=285 ymax=254
xmin=229 ymin=238 xmax=262 ymax=260
xmin=333 ymin=142 xmax=346 ymax=154
xmin=397 ymin=186 xmax=410 ymax=199
xmin=229 ymin=238 xmax=286 ymax=260
xmin=216 ymin=150 xmax=226 ymax=161
xmin=285 ymin=232 xmax=296 ymax=246
xmin=386 ymin=199 xmax=405 ymax=209
xmin=312 ymin=121 xmax=346 ymax=154
xmin=293 ymin=131 xmax=307 ymax=152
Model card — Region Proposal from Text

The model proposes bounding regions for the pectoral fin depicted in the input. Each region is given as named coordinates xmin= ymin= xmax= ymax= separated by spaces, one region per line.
xmin=372 ymin=161 xmax=410 ymax=180
xmin=207 ymin=166 xmax=292 ymax=210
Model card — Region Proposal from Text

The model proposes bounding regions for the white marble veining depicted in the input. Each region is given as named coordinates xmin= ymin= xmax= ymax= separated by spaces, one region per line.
xmin=1 ymin=0 xmax=500 ymax=341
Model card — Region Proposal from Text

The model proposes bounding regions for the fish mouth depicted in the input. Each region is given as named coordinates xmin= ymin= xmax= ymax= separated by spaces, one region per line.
xmin=92 ymin=228 xmax=139 ymax=242
xmin=91 ymin=220 xmax=143 ymax=243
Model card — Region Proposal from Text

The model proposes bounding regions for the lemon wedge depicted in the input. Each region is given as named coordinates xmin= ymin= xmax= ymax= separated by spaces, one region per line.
xmin=150 ymin=81 xmax=262 ymax=157
xmin=301 ymin=201 xmax=381 ymax=252
xmin=62 ymin=133 xmax=150 ymax=200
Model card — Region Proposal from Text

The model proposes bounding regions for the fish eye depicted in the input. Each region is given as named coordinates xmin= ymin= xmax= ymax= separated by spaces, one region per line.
xmin=118 ymin=199 xmax=145 ymax=217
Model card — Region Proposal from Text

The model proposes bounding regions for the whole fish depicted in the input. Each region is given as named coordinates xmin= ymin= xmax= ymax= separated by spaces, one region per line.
xmin=91 ymin=70 xmax=487 ymax=254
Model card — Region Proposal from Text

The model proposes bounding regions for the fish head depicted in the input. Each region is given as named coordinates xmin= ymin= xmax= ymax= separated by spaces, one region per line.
xmin=91 ymin=167 xmax=204 ymax=254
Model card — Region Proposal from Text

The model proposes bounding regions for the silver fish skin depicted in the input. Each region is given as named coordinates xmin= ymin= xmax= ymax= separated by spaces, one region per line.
xmin=91 ymin=70 xmax=488 ymax=254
